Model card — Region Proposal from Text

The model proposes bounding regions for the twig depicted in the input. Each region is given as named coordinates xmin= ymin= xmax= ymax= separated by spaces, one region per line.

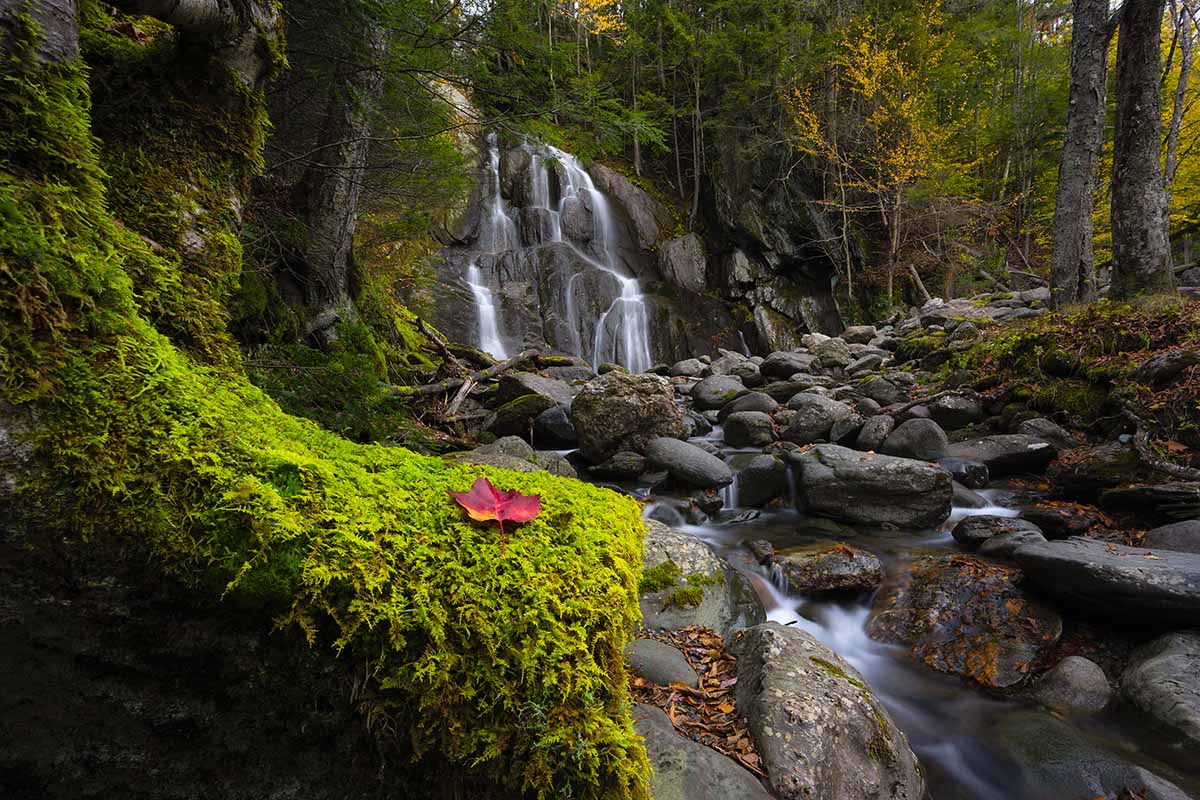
xmin=392 ymin=349 xmax=539 ymax=397
xmin=1122 ymin=407 xmax=1200 ymax=480
xmin=446 ymin=378 xmax=476 ymax=416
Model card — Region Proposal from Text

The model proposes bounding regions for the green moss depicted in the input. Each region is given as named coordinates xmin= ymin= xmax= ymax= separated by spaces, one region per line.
xmin=639 ymin=559 xmax=681 ymax=593
xmin=685 ymin=571 xmax=723 ymax=588
xmin=663 ymin=585 xmax=704 ymax=608
xmin=1 ymin=33 xmax=650 ymax=800
xmin=810 ymin=656 xmax=867 ymax=690
xmin=895 ymin=331 xmax=947 ymax=362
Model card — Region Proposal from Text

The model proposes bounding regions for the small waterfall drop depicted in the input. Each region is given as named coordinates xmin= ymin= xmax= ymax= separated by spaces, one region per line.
xmin=466 ymin=261 xmax=507 ymax=360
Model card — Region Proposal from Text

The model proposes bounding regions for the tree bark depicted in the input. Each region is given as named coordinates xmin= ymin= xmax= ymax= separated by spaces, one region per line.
xmin=2 ymin=0 xmax=78 ymax=64
xmin=294 ymin=23 xmax=388 ymax=346
xmin=1050 ymin=0 xmax=1111 ymax=308
xmin=1111 ymin=0 xmax=1175 ymax=298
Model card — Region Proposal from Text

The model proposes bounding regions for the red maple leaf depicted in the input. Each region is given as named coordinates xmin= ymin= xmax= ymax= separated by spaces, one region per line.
xmin=447 ymin=476 xmax=541 ymax=555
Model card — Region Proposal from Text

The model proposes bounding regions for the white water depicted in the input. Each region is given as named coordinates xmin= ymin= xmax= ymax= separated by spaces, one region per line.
xmin=524 ymin=142 xmax=653 ymax=372
xmin=466 ymin=262 xmax=507 ymax=360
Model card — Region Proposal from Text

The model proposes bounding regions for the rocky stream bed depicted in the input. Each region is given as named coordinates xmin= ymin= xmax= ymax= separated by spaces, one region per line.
xmin=451 ymin=288 xmax=1200 ymax=800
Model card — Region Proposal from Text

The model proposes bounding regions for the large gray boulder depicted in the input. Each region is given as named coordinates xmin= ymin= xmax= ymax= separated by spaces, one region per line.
xmin=854 ymin=414 xmax=895 ymax=451
xmin=761 ymin=351 xmax=818 ymax=379
xmin=496 ymin=371 xmax=576 ymax=407
xmin=777 ymin=543 xmax=883 ymax=594
xmin=691 ymin=375 xmax=746 ymax=411
xmin=733 ymin=455 xmax=789 ymax=508
xmin=946 ymin=434 xmax=1057 ymax=477
xmin=952 ymin=515 xmax=1044 ymax=550
xmin=812 ymin=337 xmax=853 ymax=367
xmin=633 ymin=704 xmax=774 ymax=800
xmin=571 ymin=372 xmax=685 ymax=462
xmin=781 ymin=393 xmax=854 ymax=445
xmin=640 ymin=520 xmax=762 ymax=633
xmin=716 ymin=391 xmax=779 ymax=421
xmin=645 ymin=437 xmax=733 ymax=488
xmin=658 ymin=233 xmax=708 ymax=293
xmin=625 ymin=640 xmax=698 ymax=688
xmin=867 ymin=554 xmax=1062 ymax=689
xmin=723 ymin=411 xmax=776 ymax=448
xmin=730 ymin=623 xmax=924 ymax=800
xmin=796 ymin=445 xmax=952 ymax=528
xmin=879 ymin=418 xmax=949 ymax=460
xmin=1121 ymin=631 xmax=1200 ymax=752
xmin=927 ymin=394 xmax=984 ymax=430
xmin=1012 ymin=537 xmax=1200 ymax=626
xmin=859 ymin=376 xmax=905 ymax=405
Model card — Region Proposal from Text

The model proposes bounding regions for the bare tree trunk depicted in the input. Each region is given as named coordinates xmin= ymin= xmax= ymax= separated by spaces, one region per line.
xmin=1165 ymin=0 xmax=1193 ymax=197
xmin=294 ymin=23 xmax=388 ymax=345
xmin=689 ymin=68 xmax=701 ymax=228
xmin=2 ymin=0 xmax=78 ymax=64
xmin=1111 ymin=0 xmax=1175 ymax=298
xmin=1050 ymin=0 xmax=1112 ymax=308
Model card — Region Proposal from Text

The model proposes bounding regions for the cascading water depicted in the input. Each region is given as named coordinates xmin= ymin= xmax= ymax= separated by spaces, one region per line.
xmin=466 ymin=261 xmax=507 ymax=360
xmin=523 ymin=142 xmax=653 ymax=372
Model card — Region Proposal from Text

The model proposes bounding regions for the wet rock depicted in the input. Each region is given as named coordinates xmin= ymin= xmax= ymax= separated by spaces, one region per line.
xmin=729 ymin=623 xmax=924 ymax=800
xmin=1121 ymin=631 xmax=1200 ymax=752
xmin=840 ymin=325 xmax=877 ymax=345
xmin=977 ymin=528 xmax=1047 ymax=558
xmin=854 ymin=414 xmax=895 ymax=451
xmin=658 ymin=233 xmax=708 ymax=293
xmin=484 ymin=393 xmax=555 ymax=438
xmin=880 ymin=418 xmax=949 ymax=460
xmin=761 ymin=351 xmax=818 ymax=379
xmin=781 ymin=394 xmax=854 ymax=445
xmin=625 ymin=639 xmax=698 ymax=688
xmin=571 ymin=371 xmax=685 ymax=462
xmin=859 ymin=376 xmax=905 ymax=405
xmin=691 ymin=375 xmax=746 ymax=411
xmin=953 ymin=482 xmax=990 ymax=508
xmin=590 ymin=163 xmax=675 ymax=250
xmin=867 ymin=554 xmax=1062 ymax=689
xmin=670 ymin=357 xmax=707 ymax=378
xmin=1016 ymin=417 xmax=1076 ymax=451
xmin=945 ymin=434 xmax=1057 ymax=477
xmin=723 ymin=411 xmax=776 ymax=448
xmin=937 ymin=456 xmax=990 ymax=489
xmin=1100 ymin=482 xmax=1200 ymax=525
xmin=762 ymin=378 xmax=833 ymax=402
xmin=734 ymin=455 xmax=789 ymax=508
xmin=729 ymin=359 xmax=763 ymax=388
xmin=1020 ymin=503 xmax=1100 ymax=539
xmin=1045 ymin=442 xmax=1148 ymax=501
xmin=777 ymin=543 xmax=883 ymax=594
xmin=997 ymin=711 xmax=1194 ymax=800
xmin=531 ymin=405 xmax=577 ymax=449
xmin=496 ymin=371 xmax=576 ymax=407
xmin=641 ymin=520 xmax=762 ymax=633
xmin=716 ymin=391 xmax=779 ymax=421
xmin=1131 ymin=349 xmax=1200 ymax=384
xmin=588 ymin=451 xmax=647 ymax=481
xmin=683 ymin=410 xmax=713 ymax=438
xmin=952 ymin=515 xmax=1044 ymax=549
xmin=928 ymin=394 xmax=984 ymax=430
xmin=645 ymin=437 xmax=733 ymax=488
xmin=744 ymin=539 xmax=775 ymax=564
xmin=531 ymin=451 xmax=578 ymax=478
xmin=1033 ymin=656 xmax=1112 ymax=714
xmin=633 ymin=704 xmax=774 ymax=800
xmin=796 ymin=444 xmax=952 ymax=528
xmin=1143 ymin=520 xmax=1200 ymax=554
xmin=854 ymin=396 xmax=883 ymax=417
xmin=1012 ymin=537 xmax=1200 ymax=626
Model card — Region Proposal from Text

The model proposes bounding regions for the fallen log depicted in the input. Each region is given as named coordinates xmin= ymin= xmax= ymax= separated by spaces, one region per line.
xmin=392 ymin=349 xmax=539 ymax=398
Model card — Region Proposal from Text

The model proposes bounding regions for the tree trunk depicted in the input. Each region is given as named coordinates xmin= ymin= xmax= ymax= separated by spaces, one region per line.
xmin=1050 ymin=0 xmax=1111 ymax=308
xmin=2 ymin=0 xmax=78 ymax=64
xmin=293 ymin=24 xmax=388 ymax=346
xmin=1111 ymin=0 xmax=1175 ymax=298
xmin=1164 ymin=0 xmax=1193 ymax=199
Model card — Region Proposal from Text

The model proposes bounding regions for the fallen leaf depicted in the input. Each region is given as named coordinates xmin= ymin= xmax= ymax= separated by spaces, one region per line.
xmin=447 ymin=476 xmax=541 ymax=556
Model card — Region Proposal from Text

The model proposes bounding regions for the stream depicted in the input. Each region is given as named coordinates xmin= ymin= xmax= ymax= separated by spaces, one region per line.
xmin=610 ymin=428 xmax=1200 ymax=799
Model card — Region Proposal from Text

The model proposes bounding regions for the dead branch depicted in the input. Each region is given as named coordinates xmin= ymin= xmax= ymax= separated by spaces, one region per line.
xmin=1122 ymin=407 xmax=1200 ymax=480
xmin=392 ymin=349 xmax=539 ymax=397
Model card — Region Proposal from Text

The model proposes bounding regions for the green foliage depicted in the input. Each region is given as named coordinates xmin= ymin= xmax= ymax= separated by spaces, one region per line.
xmin=1 ymin=34 xmax=651 ymax=800
xmin=638 ymin=559 xmax=681 ymax=593
xmin=664 ymin=585 xmax=704 ymax=609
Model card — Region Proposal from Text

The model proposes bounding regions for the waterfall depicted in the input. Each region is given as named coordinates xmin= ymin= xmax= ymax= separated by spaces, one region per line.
xmin=466 ymin=261 xmax=507 ymax=360
xmin=524 ymin=142 xmax=654 ymax=372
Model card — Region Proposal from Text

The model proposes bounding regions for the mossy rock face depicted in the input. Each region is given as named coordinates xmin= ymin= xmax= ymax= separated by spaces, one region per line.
xmin=895 ymin=332 xmax=947 ymax=363
xmin=1 ymin=39 xmax=650 ymax=800
xmin=484 ymin=393 xmax=555 ymax=438
xmin=1030 ymin=378 xmax=1109 ymax=421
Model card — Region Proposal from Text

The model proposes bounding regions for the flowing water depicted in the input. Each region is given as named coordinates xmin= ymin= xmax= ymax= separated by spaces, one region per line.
xmin=463 ymin=133 xmax=653 ymax=371
xmin=629 ymin=438 xmax=1200 ymax=799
